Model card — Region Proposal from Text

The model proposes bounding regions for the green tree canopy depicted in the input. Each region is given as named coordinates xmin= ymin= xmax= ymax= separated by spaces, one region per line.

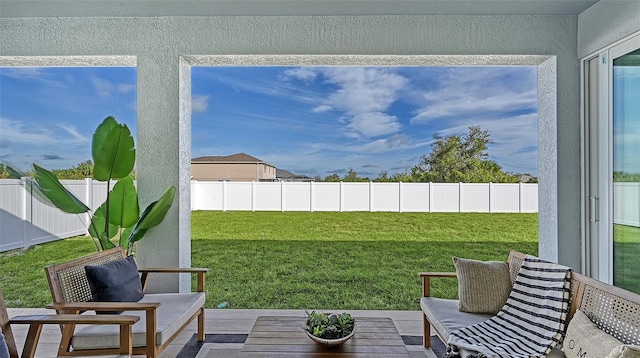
xmin=411 ymin=126 xmax=521 ymax=183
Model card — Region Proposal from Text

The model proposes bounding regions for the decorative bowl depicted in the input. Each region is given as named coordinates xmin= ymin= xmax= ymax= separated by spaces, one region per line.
xmin=305 ymin=324 xmax=356 ymax=346
xmin=303 ymin=311 xmax=356 ymax=346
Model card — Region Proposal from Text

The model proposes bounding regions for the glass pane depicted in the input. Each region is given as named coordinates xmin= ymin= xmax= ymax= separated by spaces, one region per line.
xmin=613 ymin=48 xmax=640 ymax=293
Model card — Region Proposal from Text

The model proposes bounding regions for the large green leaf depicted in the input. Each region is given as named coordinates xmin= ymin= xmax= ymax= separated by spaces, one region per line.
xmin=107 ymin=176 xmax=139 ymax=228
xmin=127 ymin=186 xmax=175 ymax=244
xmin=92 ymin=116 xmax=136 ymax=181
xmin=33 ymin=164 xmax=89 ymax=214
xmin=88 ymin=203 xmax=118 ymax=241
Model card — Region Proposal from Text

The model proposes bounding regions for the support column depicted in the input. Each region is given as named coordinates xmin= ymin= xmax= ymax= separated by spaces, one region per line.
xmin=135 ymin=54 xmax=192 ymax=293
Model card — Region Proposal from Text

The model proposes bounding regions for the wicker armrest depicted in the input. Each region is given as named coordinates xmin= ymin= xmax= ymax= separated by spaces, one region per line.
xmin=419 ymin=272 xmax=457 ymax=297
xmin=138 ymin=267 xmax=209 ymax=292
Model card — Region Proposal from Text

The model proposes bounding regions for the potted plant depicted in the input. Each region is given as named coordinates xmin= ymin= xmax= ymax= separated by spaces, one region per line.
xmin=24 ymin=116 xmax=175 ymax=255
xmin=303 ymin=311 xmax=356 ymax=346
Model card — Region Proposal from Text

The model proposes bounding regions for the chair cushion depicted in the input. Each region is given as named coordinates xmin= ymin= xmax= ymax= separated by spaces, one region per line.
xmin=0 ymin=329 xmax=9 ymax=358
xmin=71 ymin=292 xmax=205 ymax=350
xmin=452 ymin=256 xmax=512 ymax=314
xmin=84 ymin=255 xmax=144 ymax=311
xmin=421 ymin=297 xmax=493 ymax=343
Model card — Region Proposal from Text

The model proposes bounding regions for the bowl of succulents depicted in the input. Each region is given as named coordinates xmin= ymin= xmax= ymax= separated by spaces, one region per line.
xmin=303 ymin=311 xmax=356 ymax=346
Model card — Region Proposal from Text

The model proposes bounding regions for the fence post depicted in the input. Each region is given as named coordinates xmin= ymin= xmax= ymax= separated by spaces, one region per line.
xmin=21 ymin=177 xmax=30 ymax=249
xmin=369 ymin=181 xmax=373 ymax=212
xmin=519 ymin=182 xmax=523 ymax=213
xmin=489 ymin=182 xmax=493 ymax=213
xmin=310 ymin=181 xmax=314 ymax=212
xmin=459 ymin=182 xmax=463 ymax=213
xmin=399 ymin=182 xmax=403 ymax=213
xmin=428 ymin=182 xmax=432 ymax=213
xmin=85 ymin=178 xmax=92 ymax=233
xmin=222 ymin=180 xmax=227 ymax=212
xmin=252 ymin=181 xmax=256 ymax=212
xmin=281 ymin=181 xmax=285 ymax=212
xmin=339 ymin=181 xmax=344 ymax=212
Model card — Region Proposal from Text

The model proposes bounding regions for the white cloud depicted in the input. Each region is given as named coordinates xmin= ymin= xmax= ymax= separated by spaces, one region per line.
xmin=412 ymin=67 xmax=537 ymax=123
xmin=347 ymin=112 xmax=401 ymax=138
xmin=312 ymin=104 xmax=333 ymax=113
xmin=57 ymin=123 xmax=90 ymax=143
xmin=314 ymin=67 xmax=408 ymax=138
xmin=282 ymin=68 xmax=318 ymax=82
xmin=192 ymin=95 xmax=210 ymax=113
xmin=91 ymin=77 xmax=135 ymax=98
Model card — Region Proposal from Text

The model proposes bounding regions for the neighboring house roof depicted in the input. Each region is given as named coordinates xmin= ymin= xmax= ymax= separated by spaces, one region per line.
xmin=192 ymin=153 xmax=273 ymax=166
xmin=276 ymin=169 xmax=312 ymax=181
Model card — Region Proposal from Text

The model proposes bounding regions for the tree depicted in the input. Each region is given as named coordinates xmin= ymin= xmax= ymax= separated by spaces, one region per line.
xmin=411 ymin=126 xmax=518 ymax=183
xmin=343 ymin=168 xmax=369 ymax=182
xmin=52 ymin=160 xmax=94 ymax=179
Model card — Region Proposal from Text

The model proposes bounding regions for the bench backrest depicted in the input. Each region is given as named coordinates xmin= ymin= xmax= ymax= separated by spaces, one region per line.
xmin=508 ymin=250 xmax=640 ymax=346
xmin=45 ymin=246 xmax=126 ymax=310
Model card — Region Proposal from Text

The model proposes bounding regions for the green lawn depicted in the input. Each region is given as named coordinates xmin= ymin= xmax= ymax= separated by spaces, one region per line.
xmin=0 ymin=212 xmax=538 ymax=310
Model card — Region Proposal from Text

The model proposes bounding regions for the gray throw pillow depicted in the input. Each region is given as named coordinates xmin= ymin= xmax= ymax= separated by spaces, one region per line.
xmin=452 ymin=256 xmax=512 ymax=314
xmin=84 ymin=255 xmax=144 ymax=313
xmin=564 ymin=310 xmax=624 ymax=358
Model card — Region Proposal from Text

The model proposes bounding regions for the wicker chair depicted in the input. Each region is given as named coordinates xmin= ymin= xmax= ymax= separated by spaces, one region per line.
xmin=0 ymin=287 xmax=138 ymax=358
xmin=44 ymin=246 xmax=209 ymax=358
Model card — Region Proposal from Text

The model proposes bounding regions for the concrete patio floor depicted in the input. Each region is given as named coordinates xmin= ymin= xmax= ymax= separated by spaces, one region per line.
xmin=6 ymin=308 xmax=438 ymax=357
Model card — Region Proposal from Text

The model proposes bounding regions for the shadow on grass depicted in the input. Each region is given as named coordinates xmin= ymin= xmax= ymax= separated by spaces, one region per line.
xmin=193 ymin=240 xmax=538 ymax=311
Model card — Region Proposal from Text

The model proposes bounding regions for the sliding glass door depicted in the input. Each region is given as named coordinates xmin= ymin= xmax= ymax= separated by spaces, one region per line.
xmin=611 ymin=40 xmax=640 ymax=293
xmin=586 ymin=34 xmax=640 ymax=293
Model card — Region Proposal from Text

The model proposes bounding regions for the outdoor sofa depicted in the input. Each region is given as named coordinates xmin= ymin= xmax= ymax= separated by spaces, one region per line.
xmin=420 ymin=250 xmax=640 ymax=357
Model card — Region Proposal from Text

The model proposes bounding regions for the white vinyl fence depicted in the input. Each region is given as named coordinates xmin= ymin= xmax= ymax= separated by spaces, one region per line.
xmin=1 ymin=179 xmax=540 ymax=253
xmin=191 ymin=181 xmax=539 ymax=213
xmin=0 ymin=178 xmax=109 ymax=252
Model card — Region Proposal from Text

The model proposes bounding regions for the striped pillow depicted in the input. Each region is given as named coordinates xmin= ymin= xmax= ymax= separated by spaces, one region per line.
xmin=453 ymin=256 xmax=512 ymax=314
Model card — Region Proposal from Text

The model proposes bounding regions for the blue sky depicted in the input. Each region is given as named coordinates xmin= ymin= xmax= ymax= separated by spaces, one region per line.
xmin=1 ymin=65 xmax=539 ymax=178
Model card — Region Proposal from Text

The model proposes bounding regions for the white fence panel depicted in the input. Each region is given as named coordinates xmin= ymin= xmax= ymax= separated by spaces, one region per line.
xmin=371 ymin=183 xmax=400 ymax=212
xmin=461 ymin=184 xmax=490 ymax=212
xmin=342 ymin=183 xmax=370 ymax=211
xmin=283 ymin=182 xmax=311 ymax=211
xmin=492 ymin=184 xmax=521 ymax=212
xmin=614 ymin=182 xmax=640 ymax=226
xmin=192 ymin=181 xmax=224 ymax=210
xmin=226 ymin=182 xmax=254 ymax=211
xmin=0 ymin=180 xmax=26 ymax=252
xmin=254 ymin=182 xmax=281 ymax=211
xmin=520 ymin=184 xmax=539 ymax=213
xmin=431 ymin=183 xmax=460 ymax=212
xmin=401 ymin=183 xmax=429 ymax=212
xmin=312 ymin=183 xmax=341 ymax=211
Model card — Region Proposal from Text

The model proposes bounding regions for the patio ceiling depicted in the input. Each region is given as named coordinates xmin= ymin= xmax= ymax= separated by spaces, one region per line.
xmin=1 ymin=0 xmax=599 ymax=17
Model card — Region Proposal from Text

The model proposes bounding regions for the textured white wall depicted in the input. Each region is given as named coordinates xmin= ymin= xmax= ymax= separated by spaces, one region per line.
xmin=578 ymin=0 xmax=640 ymax=58
xmin=0 ymin=13 xmax=581 ymax=289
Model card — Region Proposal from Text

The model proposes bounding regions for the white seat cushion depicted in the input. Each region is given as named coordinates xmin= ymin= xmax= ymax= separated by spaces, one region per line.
xmin=71 ymin=292 xmax=205 ymax=350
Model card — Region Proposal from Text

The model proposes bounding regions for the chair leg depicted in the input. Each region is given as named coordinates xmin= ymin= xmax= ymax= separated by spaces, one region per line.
xmin=423 ymin=313 xmax=431 ymax=348
xmin=198 ymin=307 xmax=205 ymax=341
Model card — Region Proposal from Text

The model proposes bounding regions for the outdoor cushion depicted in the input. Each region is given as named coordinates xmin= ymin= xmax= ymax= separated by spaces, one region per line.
xmin=0 ymin=329 xmax=9 ymax=358
xmin=564 ymin=309 xmax=623 ymax=358
xmin=84 ymin=255 xmax=144 ymax=311
xmin=452 ymin=256 xmax=512 ymax=314
xmin=71 ymin=292 xmax=205 ymax=350
xmin=421 ymin=297 xmax=492 ymax=343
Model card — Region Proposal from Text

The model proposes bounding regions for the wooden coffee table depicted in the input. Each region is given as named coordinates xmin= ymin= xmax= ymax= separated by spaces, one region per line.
xmin=238 ymin=315 xmax=411 ymax=357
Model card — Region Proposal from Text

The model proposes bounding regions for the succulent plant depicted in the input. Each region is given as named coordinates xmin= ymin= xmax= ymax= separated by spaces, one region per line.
xmin=304 ymin=311 xmax=354 ymax=339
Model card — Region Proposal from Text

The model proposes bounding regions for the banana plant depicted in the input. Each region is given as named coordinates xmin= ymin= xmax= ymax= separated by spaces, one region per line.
xmin=31 ymin=116 xmax=175 ymax=255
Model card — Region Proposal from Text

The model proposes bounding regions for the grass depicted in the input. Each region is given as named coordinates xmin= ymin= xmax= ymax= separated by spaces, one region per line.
xmin=613 ymin=224 xmax=640 ymax=293
xmin=0 ymin=212 xmax=539 ymax=310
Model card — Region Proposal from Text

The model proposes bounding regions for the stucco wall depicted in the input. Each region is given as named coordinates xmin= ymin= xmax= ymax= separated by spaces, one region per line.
xmin=578 ymin=0 xmax=640 ymax=59
xmin=0 ymin=13 xmax=581 ymax=289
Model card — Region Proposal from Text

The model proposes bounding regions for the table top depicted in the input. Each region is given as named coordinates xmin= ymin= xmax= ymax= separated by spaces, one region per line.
xmin=238 ymin=315 xmax=411 ymax=357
